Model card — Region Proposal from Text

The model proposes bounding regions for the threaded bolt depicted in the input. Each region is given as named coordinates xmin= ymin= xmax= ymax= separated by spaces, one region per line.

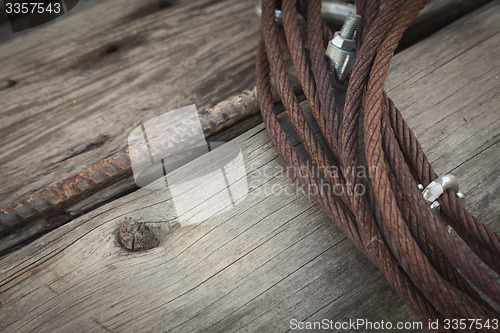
xmin=339 ymin=12 xmax=361 ymax=39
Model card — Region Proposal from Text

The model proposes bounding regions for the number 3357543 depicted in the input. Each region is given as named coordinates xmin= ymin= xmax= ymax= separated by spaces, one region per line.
xmin=5 ymin=2 xmax=61 ymax=14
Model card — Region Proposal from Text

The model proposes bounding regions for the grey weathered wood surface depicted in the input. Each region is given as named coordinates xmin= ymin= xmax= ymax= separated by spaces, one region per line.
xmin=1 ymin=2 xmax=499 ymax=332
xmin=0 ymin=0 xmax=491 ymax=212
xmin=0 ymin=0 xmax=262 ymax=209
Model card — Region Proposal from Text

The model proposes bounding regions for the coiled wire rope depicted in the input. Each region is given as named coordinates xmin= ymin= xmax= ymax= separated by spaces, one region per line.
xmin=256 ymin=0 xmax=500 ymax=329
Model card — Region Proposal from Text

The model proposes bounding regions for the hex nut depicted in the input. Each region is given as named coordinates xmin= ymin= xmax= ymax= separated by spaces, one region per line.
xmin=330 ymin=32 xmax=356 ymax=51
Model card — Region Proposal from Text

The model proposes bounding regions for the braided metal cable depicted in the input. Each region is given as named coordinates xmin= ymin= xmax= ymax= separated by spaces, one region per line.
xmin=380 ymin=94 xmax=494 ymax=311
xmin=386 ymin=97 xmax=500 ymax=273
xmin=362 ymin=0 xmax=498 ymax=318
xmin=260 ymin=0 xmax=442 ymax=325
xmin=257 ymin=0 xmax=500 ymax=328
xmin=257 ymin=33 xmax=446 ymax=327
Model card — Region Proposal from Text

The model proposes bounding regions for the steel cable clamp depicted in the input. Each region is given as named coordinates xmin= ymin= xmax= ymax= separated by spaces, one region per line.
xmin=418 ymin=174 xmax=465 ymax=215
xmin=326 ymin=12 xmax=361 ymax=90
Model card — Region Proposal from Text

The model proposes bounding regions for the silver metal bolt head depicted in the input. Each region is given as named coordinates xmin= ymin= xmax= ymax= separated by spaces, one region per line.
xmin=330 ymin=31 xmax=356 ymax=50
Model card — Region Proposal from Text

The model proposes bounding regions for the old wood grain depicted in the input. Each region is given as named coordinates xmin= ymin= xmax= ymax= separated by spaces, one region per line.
xmin=0 ymin=0 xmax=262 ymax=210
xmin=1 ymin=2 xmax=499 ymax=332
xmin=0 ymin=0 xmax=491 ymax=214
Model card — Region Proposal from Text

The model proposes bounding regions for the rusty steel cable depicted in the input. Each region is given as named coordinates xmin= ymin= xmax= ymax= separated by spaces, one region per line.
xmin=257 ymin=0 xmax=499 ymax=328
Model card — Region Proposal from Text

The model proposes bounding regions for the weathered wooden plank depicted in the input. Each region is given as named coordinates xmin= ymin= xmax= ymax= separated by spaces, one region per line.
xmin=0 ymin=0 xmax=106 ymax=42
xmin=0 ymin=0 xmax=262 ymax=209
xmin=397 ymin=0 xmax=491 ymax=50
xmin=1 ymin=2 xmax=499 ymax=332
xmin=0 ymin=0 xmax=492 ymax=213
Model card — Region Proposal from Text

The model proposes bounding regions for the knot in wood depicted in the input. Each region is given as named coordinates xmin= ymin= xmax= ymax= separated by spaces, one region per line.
xmin=118 ymin=217 xmax=160 ymax=251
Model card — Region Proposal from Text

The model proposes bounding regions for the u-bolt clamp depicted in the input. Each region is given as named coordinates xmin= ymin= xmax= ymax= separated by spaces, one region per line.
xmin=326 ymin=12 xmax=361 ymax=91
xmin=255 ymin=2 xmax=360 ymax=91
xmin=418 ymin=174 xmax=465 ymax=215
